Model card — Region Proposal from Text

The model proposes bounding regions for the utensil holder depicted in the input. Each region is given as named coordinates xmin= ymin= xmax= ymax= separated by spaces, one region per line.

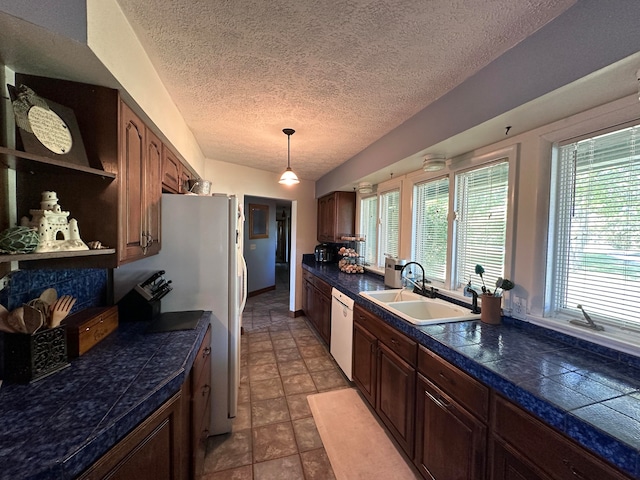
xmin=481 ymin=294 xmax=502 ymax=325
xmin=4 ymin=326 xmax=69 ymax=383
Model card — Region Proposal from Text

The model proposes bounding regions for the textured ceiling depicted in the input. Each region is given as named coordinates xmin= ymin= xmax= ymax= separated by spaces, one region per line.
xmin=114 ymin=0 xmax=575 ymax=181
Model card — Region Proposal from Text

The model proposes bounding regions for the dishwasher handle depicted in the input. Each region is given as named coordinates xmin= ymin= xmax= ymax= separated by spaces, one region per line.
xmin=331 ymin=288 xmax=355 ymax=310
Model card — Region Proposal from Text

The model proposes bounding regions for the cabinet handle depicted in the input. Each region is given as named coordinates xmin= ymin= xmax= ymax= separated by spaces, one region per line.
xmin=202 ymin=346 xmax=211 ymax=358
xmin=562 ymin=459 xmax=588 ymax=479
xmin=202 ymin=384 xmax=211 ymax=396
xmin=424 ymin=389 xmax=451 ymax=410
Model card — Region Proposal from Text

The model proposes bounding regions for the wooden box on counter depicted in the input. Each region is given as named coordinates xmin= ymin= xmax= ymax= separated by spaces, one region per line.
xmin=64 ymin=306 xmax=119 ymax=357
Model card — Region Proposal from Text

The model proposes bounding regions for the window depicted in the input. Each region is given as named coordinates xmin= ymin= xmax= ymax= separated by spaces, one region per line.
xmin=412 ymin=177 xmax=449 ymax=283
xmin=378 ymin=188 xmax=400 ymax=267
xmin=359 ymin=184 xmax=401 ymax=270
xmin=360 ymin=195 xmax=378 ymax=266
xmin=548 ymin=123 xmax=640 ymax=333
xmin=454 ymin=161 xmax=510 ymax=290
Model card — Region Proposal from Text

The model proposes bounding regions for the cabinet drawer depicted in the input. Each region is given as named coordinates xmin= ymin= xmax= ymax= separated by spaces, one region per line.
xmin=314 ymin=276 xmax=332 ymax=298
xmin=492 ymin=395 xmax=631 ymax=480
xmin=354 ymin=305 xmax=417 ymax=366
xmin=192 ymin=327 xmax=212 ymax=388
xmin=418 ymin=346 xmax=488 ymax=422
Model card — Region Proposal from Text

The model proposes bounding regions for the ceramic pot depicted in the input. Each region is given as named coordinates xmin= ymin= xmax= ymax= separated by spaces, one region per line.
xmin=481 ymin=294 xmax=502 ymax=325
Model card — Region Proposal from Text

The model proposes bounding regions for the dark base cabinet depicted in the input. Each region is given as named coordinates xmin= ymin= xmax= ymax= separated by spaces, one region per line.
xmin=415 ymin=373 xmax=486 ymax=480
xmin=490 ymin=395 xmax=632 ymax=480
xmin=78 ymin=390 xmax=185 ymax=480
xmin=302 ymin=270 xmax=332 ymax=345
xmin=79 ymin=326 xmax=211 ymax=480
xmin=352 ymin=304 xmax=417 ymax=458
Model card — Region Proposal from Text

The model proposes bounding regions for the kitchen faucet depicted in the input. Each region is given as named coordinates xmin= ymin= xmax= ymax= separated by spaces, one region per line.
xmin=465 ymin=286 xmax=481 ymax=314
xmin=400 ymin=262 xmax=438 ymax=298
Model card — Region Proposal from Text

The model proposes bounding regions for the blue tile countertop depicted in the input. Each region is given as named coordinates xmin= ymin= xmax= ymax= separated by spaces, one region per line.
xmin=303 ymin=256 xmax=640 ymax=479
xmin=0 ymin=311 xmax=210 ymax=480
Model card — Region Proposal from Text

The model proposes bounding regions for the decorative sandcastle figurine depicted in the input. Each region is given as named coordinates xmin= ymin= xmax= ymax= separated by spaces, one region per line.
xmin=20 ymin=191 xmax=88 ymax=253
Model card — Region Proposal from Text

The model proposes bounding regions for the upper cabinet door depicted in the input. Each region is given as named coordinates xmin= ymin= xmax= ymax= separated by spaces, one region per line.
xmin=317 ymin=191 xmax=355 ymax=243
xmin=118 ymin=101 xmax=146 ymax=264
xmin=162 ymin=145 xmax=182 ymax=194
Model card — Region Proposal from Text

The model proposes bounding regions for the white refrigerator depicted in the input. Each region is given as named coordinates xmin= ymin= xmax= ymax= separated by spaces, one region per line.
xmin=113 ymin=193 xmax=247 ymax=435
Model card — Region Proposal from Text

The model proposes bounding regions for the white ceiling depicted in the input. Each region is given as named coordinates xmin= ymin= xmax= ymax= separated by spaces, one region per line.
xmin=113 ymin=0 xmax=577 ymax=181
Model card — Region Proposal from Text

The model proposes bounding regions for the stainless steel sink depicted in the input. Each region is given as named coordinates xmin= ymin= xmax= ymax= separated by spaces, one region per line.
xmin=359 ymin=289 xmax=479 ymax=325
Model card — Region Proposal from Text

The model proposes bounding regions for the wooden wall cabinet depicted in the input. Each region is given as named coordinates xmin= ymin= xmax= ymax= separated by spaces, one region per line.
xmin=317 ymin=191 xmax=355 ymax=243
xmin=118 ymin=102 xmax=161 ymax=264
xmin=352 ymin=304 xmax=417 ymax=457
xmin=162 ymin=145 xmax=183 ymax=194
xmin=302 ymin=270 xmax=332 ymax=345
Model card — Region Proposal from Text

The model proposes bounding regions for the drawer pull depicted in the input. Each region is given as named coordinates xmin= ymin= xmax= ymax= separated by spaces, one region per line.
xmin=202 ymin=346 xmax=211 ymax=357
xmin=438 ymin=371 xmax=455 ymax=385
xmin=425 ymin=389 xmax=451 ymax=410
xmin=202 ymin=384 xmax=211 ymax=396
xmin=390 ymin=338 xmax=398 ymax=345
xmin=562 ymin=459 xmax=588 ymax=479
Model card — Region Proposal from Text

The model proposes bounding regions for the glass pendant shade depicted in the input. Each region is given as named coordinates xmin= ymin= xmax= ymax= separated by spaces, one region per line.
xmin=279 ymin=167 xmax=299 ymax=185
xmin=279 ymin=128 xmax=299 ymax=185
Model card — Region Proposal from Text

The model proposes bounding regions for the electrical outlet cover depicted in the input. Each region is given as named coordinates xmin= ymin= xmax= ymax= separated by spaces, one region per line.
xmin=512 ymin=296 xmax=527 ymax=320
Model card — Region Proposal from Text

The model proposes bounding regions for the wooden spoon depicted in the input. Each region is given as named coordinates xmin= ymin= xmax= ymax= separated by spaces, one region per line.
xmin=7 ymin=306 xmax=28 ymax=334
xmin=23 ymin=304 xmax=44 ymax=334
xmin=0 ymin=304 xmax=17 ymax=333
xmin=49 ymin=296 xmax=76 ymax=328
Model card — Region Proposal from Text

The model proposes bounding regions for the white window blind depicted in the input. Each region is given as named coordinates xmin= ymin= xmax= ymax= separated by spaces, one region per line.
xmin=412 ymin=177 xmax=449 ymax=282
xmin=455 ymin=161 xmax=509 ymax=290
xmin=360 ymin=195 xmax=378 ymax=267
xmin=378 ymin=189 xmax=400 ymax=266
xmin=551 ymin=124 xmax=640 ymax=332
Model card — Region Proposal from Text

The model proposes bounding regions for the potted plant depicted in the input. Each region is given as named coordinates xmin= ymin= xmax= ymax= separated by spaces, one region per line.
xmin=475 ymin=265 xmax=514 ymax=324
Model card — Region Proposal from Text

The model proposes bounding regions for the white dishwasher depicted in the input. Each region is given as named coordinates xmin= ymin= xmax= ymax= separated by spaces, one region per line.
xmin=330 ymin=288 xmax=355 ymax=380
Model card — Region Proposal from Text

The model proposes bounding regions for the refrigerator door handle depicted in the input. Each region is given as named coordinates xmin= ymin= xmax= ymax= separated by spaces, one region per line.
xmin=239 ymin=252 xmax=248 ymax=313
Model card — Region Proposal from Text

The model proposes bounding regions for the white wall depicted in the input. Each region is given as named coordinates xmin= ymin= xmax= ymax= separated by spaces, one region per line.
xmin=203 ymin=159 xmax=317 ymax=313
xmin=85 ymin=0 xmax=206 ymax=175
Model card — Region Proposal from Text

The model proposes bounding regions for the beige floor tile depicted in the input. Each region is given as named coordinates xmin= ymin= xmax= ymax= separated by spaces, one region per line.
xmin=272 ymin=338 xmax=297 ymax=350
xmin=203 ymin=464 xmax=253 ymax=480
xmin=270 ymin=330 xmax=294 ymax=341
xmin=299 ymin=345 xmax=329 ymax=359
xmin=294 ymin=335 xmax=322 ymax=347
xmin=251 ymin=396 xmax=291 ymax=427
xmin=275 ymin=347 xmax=302 ymax=362
xmin=277 ymin=359 xmax=309 ymax=377
xmin=252 ymin=422 xmax=298 ymax=463
xmin=286 ymin=393 xmax=313 ymax=420
xmin=249 ymin=363 xmax=280 ymax=382
xmin=250 ymin=378 xmax=284 ymax=401
xmin=282 ymin=373 xmax=318 ymax=395
xmin=292 ymin=417 xmax=324 ymax=452
xmin=310 ymin=369 xmax=349 ymax=392
xmin=232 ymin=402 xmax=252 ymax=431
xmin=248 ymin=350 xmax=277 ymax=366
xmin=304 ymin=355 xmax=337 ymax=372
xmin=300 ymin=449 xmax=336 ymax=480
xmin=247 ymin=332 xmax=271 ymax=343
xmin=249 ymin=340 xmax=274 ymax=353
xmin=205 ymin=430 xmax=252 ymax=473
xmin=238 ymin=382 xmax=251 ymax=404
xmin=253 ymin=454 xmax=304 ymax=480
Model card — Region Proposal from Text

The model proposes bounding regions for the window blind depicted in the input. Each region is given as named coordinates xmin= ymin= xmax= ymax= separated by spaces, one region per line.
xmin=455 ymin=161 xmax=509 ymax=290
xmin=360 ymin=196 xmax=378 ymax=267
xmin=552 ymin=125 xmax=640 ymax=332
xmin=378 ymin=189 xmax=400 ymax=266
xmin=412 ymin=177 xmax=449 ymax=282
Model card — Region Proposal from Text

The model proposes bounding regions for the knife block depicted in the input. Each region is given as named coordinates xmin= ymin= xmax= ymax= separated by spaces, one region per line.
xmin=117 ymin=287 xmax=161 ymax=322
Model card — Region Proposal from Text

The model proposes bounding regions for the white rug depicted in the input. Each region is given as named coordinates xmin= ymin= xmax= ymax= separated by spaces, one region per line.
xmin=307 ymin=388 xmax=420 ymax=480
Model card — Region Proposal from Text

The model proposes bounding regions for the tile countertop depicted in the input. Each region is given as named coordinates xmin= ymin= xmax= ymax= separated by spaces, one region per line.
xmin=303 ymin=257 xmax=640 ymax=479
xmin=0 ymin=311 xmax=210 ymax=480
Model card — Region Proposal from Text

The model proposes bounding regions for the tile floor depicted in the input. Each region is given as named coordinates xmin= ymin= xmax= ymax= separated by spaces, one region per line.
xmin=202 ymin=265 xmax=347 ymax=480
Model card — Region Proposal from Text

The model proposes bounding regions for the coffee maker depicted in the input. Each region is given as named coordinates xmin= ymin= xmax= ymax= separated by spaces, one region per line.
xmin=314 ymin=243 xmax=334 ymax=262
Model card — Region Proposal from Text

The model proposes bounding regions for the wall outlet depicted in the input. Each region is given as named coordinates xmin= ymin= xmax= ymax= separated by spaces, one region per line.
xmin=512 ymin=296 xmax=527 ymax=320
xmin=0 ymin=274 xmax=9 ymax=291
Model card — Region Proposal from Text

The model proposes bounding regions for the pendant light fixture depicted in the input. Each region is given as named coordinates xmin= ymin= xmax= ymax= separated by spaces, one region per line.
xmin=279 ymin=128 xmax=300 ymax=185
